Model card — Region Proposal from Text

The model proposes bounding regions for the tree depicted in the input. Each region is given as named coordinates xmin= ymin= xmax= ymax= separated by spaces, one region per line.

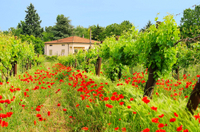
xmin=139 ymin=20 xmax=153 ymax=32
xmin=52 ymin=14 xmax=73 ymax=40
xmin=180 ymin=5 xmax=200 ymax=41
xmin=90 ymin=24 xmax=105 ymax=41
xmin=19 ymin=34 xmax=44 ymax=54
xmin=22 ymin=3 xmax=43 ymax=38
xmin=73 ymin=25 xmax=90 ymax=39
xmin=42 ymin=26 xmax=54 ymax=42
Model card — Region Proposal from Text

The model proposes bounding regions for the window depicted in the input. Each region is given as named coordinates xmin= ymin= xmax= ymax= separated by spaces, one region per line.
xmin=49 ymin=50 xmax=52 ymax=55
xmin=50 ymin=45 xmax=52 ymax=46
xmin=61 ymin=49 xmax=65 ymax=56
xmin=62 ymin=44 xmax=65 ymax=46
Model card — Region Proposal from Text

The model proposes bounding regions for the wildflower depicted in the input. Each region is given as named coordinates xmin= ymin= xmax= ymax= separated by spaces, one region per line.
xmin=174 ymin=112 xmax=178 ymax=117
xmin=170 ymin=118 xmax=176 ymax=122
xmin=114 ymin=127 xmax=119 ymax=131
xmin=142 ymin=128 xmax=150 ymax=132
xmin=142 ymin=97 xmax=150 ymax=104
xmin=82 ymin=127 xmax=88 ymax=130
xmin=158 ymin=114 xmax=164 ymax=118
xmin=119 ymin=102 xmax=124 ymax=105
xmin=158 ymin=123 xmax=165 ymax=128
xmin=48 ymin=111 xmax=50 ymax=116
xmin=151 ymin=106 xmax=157 ymax=112
xmin=63 ymin=108 xmax=67 ymax=111
xmin=106 ymin=104 xmax=113 ymax=108
xmin=152 ymin=118 xmax=159 ymax=123
xmin=176 ymin=125 xmax=183 ymax=131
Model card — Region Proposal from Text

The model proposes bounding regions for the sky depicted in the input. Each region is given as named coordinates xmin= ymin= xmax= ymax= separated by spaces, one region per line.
xmin=0 ymin=0 xmax=200 ymax=31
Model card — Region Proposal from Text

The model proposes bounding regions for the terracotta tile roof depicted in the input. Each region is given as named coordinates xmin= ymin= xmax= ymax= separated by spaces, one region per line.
xmin=45 ymin=36 xmax=100 ymax=44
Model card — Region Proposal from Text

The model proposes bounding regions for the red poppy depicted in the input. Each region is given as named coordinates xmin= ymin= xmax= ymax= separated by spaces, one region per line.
xmin=130 ymin=98 xmax=134 ymax=101
xmin=114 ymin=127 xmax=119 ymax=131
xmin=63 ymin=108 xmax=67 ymax=111
xmin=158 ymin=123 xmax=164 ymax=128
xmin=152 ymin=118 xmax=159 ymax=123
xmin=106 ymin=104 xmax=113 ymax=108
xmin=158 ymin=114 xmax=164 ymax=118
xmin=48 ymin=111 xmax=50 ymax=116
xmin=82 ymin=127 xmax=88 ymax=130
xmin=142 ymin=128 xmax=150 ymax=132
xmin=151 ymin=106 xmax=157 ymax=112
xmin=34 ymin=120 xmax=36 ymax=125
xmin=142 ymin=97 xmax=150 ymax=104
xmin=133 ymin=111 xmax=137 ymax=114
xmin=119 ymin=102 xmax=124 ymax=105
xmin=176 ymin=125 xmax=183 ymax=131
xmin=36 ymin=114 xmax=41 ymax=117
xmin=57 ymin=103 xmax=61 ymax=106
xmin=183 ymin=129 xmax=189 ymax=132
xmin=156 ymin=129 xmax=166 ymax=132
xmin=127 ymin=106 xmax=131 ymax=109
xmin=174 ymin=112 xmax=178 ymax=117
xmin=122 ymin=127 xmax=126 ymax=131
xmin=170 ymin=118 xmax=176 ymax=122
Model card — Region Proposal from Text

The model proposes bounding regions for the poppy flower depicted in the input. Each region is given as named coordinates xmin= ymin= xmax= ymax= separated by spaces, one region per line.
xmin=57 ymin=103 xmax=61 ymax=106
xmin=122 ymin=127 xmax=126 ymax=131
xmin=114 ymin=127 xmax=119 ymax=131
xmin=130 ymin=98 xmax=134 ymax=101
xmin=119 ymin=102 xmax=124 ymax=105
xmin=63 ymin=108 xmax=67 ymax=111
xmin=82 ymin=127 xmax=88 ymax=130
xmin=156 ymin=129 xmax=166 ymax=132
xmin=142 ymin=128 xmax=150 ymax=132
xmin=48 ymin=111 xmax=50 ymax=116
xmin=152 ymin=118 xmax=159 ymax=123
xmin=174 ymin=112 xmax=178 ymax=117
xmin=142 ymin=97 xmax=150 ymax=104
xmin=106 ymin=104 xmax=113 ymax=108
xmin=158 ymin=123 xmax=164 ymax=128
xmin=34 ymin=120 xmax=36 ymax=125
xmin=176 ymin=125 xmax=183 ymax=131
xmin=127 ymin=106 xmax=131 ymax=109
xmin=133 ymin=111 xmax=137 ymax=114
xmin=158 ymin=114 xmax=164 ymax=118
xmin=170 ymin=118 xmax=176 ymax=122
xmin=151 ymin=106 xmax=157 ymax=112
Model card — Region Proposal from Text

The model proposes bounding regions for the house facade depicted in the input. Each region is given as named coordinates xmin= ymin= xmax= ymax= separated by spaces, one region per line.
xmin=44 ymin=36 xmax=100 ymax=56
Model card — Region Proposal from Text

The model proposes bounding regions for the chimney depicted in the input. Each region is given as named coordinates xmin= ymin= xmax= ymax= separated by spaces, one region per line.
xmin=83 ymin=34 xmax=84 ymax=38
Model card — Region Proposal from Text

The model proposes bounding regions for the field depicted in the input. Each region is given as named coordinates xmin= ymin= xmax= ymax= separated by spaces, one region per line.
xmin=0 ymin=60 xmax=199 ymax=132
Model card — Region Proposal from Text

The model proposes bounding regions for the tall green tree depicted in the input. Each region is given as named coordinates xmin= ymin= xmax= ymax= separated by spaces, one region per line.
xmin=74 ymin=25 xmax=90 ymax=39
xmin=90 ymin=24 xmax=105 ymax=41
xmin=22 ymin=3 xmax=43 ymax=38
xmin=52 ymin=14 xmax=73 ymax=40
xmin=180 ymin=5 xmax=200 ymax=40
xmin=42 ymin=26 xmax=54 ymax=42
xmin=139 ymin=20 xmax=153 ymax=32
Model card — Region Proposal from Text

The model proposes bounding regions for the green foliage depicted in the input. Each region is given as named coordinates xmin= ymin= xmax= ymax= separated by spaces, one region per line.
xmin=52 ymin=14 xmax=73 ymax=40
xmin=45 ymin=55 xmax=58 ymax=61
xmin=74 ymin=25 xmax=90 ymax=39
xmin=21 ymin=3 xmax=43 ymax=38
xmin=0 ymin=32 xmax=35 ymax=80
xmin=180 ymin=5 xmax=200 ymax=39
xmin=135 ymin=14 xmax=180 ymax=80
xmin=139 ymin=20 xmax=153 ymax=32
xmin=19 ymin=34 xmax=44 ymax=54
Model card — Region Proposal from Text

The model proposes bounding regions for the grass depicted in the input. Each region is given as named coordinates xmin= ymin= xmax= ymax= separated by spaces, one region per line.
xmin=0 ymin=61 xmax=200 ymax=132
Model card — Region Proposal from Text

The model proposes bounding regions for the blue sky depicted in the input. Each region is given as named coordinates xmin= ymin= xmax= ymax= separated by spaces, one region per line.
xmin=0 ymin=0 xmax=200 ymax=31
